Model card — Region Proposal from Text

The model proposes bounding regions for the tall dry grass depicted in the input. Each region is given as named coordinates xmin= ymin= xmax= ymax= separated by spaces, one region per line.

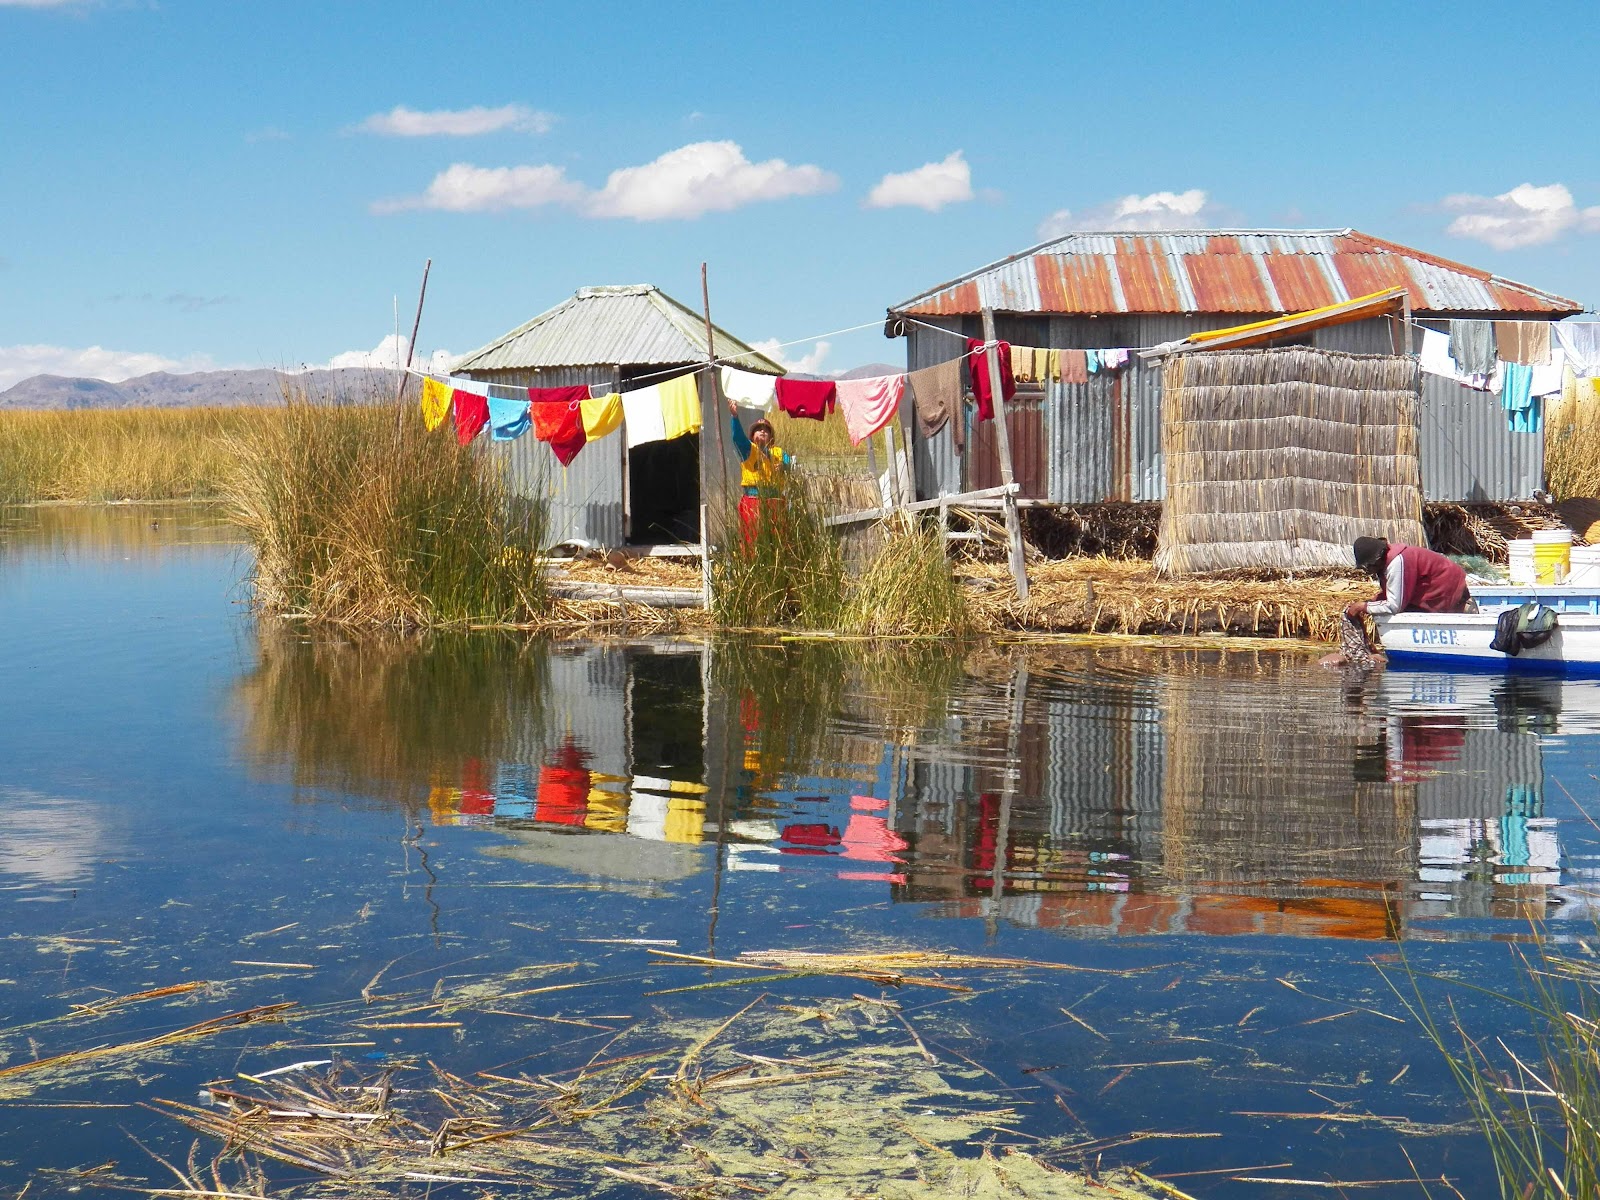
xmin=223 ymin=382 xmax=549 ymax=627
xmin=0 ymin=407 xmax=282 ymax=502
xmin=1545 ymin=393 xmax=1600 ymax=500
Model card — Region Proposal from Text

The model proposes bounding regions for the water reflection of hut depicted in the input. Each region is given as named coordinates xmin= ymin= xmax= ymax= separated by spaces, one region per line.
xmin=453 ymin=285 xmax=783 ymax=550
xmin=235 ymin=634 xmax=739 ymax=884
xmin=1161 ymin=667 xmax=1415 ymax=940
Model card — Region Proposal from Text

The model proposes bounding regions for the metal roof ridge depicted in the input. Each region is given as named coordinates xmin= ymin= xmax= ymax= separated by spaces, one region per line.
xmin=886 ymin=228 xmax=1365 ymax=312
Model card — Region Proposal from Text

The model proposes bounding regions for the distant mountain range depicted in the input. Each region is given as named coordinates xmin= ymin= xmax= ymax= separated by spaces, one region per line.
xmin=0 ymin=361 xmax=907 ymax=410
xmin=0 ymin=367 xmax=403 ymax=410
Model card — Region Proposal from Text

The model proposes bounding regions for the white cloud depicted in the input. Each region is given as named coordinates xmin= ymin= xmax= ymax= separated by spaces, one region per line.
xmin=1441 ymin=182 xmax=1600 ymax=250
xmin=377 ymin=141 xmax=837 ymax=221
xmin=750 ymin=338 xmax=831 ymax=375
xmin=355 ymin=103 xmax=555 ymax=138
xmin=313 ymin=334 xmax=454 ymax=374
xmin=865 ymin=151 xmax=973 ymax=212
xmin=584 ymin=141 xmax=837 ymax=221
xmin=372 ymin=162 xmax=585 ymax=214
xmin=0 ymin=343 xmax=213 ymax=391
xmin=1036 ymin=189 xmax=1229 ymax=240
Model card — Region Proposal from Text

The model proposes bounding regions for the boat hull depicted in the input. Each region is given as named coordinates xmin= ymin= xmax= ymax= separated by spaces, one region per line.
xmin=1376 ymin=611 xmax=1600 ymax=677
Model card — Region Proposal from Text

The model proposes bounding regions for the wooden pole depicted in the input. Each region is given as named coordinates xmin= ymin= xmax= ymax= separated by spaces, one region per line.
xmin=701 ymin=262 xmax=729 ymax=481
xmin=981 ymin=307 xmax=1029 ymax=599
xmin=395 ymin=258 xmax=431 ymax=420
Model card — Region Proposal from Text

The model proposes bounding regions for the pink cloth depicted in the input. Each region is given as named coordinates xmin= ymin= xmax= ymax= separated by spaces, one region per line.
xmin=836 ymin=373 xmax=906 ymax=445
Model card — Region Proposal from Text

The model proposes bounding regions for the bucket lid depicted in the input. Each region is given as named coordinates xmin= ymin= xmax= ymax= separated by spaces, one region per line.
xmin=1532 ymin=529 xmax=1574 ymax=544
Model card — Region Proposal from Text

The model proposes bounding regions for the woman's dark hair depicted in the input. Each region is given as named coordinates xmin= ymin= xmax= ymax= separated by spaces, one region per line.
xmin=750 ymin=419 xmax=774 ymax=439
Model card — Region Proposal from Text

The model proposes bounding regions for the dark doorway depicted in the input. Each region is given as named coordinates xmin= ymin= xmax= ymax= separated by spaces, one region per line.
xmin=627 ymin=433 xmax=701 ymax=545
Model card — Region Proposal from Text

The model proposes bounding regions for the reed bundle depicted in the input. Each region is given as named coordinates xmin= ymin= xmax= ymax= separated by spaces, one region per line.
xmin=1156 ymin=349 xmax=1425 ymax=576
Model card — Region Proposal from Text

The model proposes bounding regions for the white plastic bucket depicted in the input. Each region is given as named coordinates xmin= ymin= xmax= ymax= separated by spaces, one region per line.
xmin=1569 ymin=545 xmax=1600 ymax=587
xmin=1508 ymin=538 xmax=1536 ymax=585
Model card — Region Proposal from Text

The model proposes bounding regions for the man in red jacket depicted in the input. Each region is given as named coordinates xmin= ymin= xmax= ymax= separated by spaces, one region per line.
xmin=1345 ymin=535 xmax=1472 ymax=620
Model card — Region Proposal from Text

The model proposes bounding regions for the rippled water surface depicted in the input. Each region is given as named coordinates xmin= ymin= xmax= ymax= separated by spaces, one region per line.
xmin=2 ymin=504 xmax=1597 ymax=1196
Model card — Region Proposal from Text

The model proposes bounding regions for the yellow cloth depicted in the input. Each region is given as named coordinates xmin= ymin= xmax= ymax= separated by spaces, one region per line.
xmin=420 ymin=377 xmax=452 ymax=431
xmin=580 ymin=392 xmax=623 ymax=440
xmin=1012 ymin=347 xmax=1034 ymax=384
xmin=740 ymin=442 xmax=787 ymax=490
xmin=1047 ymin=348 xmax=1061 ymax=382
xmin=660 ymin=373 xmax=702 ymax=440
xmin=427 ymin=785 xmax=462 ymax=825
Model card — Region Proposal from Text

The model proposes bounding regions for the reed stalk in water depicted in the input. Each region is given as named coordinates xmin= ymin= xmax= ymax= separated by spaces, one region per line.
xmin=222 ymin=380 xmax=548 ymax=627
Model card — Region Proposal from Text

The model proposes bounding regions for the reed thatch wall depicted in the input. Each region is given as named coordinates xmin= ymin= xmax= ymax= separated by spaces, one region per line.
xmin=1155 ymin=348 xmax=1425 ymax=575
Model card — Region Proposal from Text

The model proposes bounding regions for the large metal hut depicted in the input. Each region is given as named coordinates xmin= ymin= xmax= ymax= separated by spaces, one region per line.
xmin=885 ymin=229 xmax=1581 ymax=505
xmin=454 ymin=284 xmax=783 ymax=549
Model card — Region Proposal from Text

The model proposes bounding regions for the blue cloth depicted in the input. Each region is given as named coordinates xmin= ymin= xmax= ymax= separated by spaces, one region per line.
xmin=489 ymin=396 xmax=531 ymax=441
xmin=1086 ymin=349 xmax=1101 ymax=374
xmin=1501 ymin=361 xmax=1536 ymax=432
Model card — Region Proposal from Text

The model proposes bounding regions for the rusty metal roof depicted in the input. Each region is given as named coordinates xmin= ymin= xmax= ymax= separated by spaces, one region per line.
xmin=455 ymin=284 xmax=785 ymax=373
xmin=890 ymin=230 xmax=1580 ymax=318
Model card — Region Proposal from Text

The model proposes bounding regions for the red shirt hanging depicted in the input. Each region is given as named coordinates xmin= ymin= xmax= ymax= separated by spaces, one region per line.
xmin=965 ymin=338 xmax=1016 ymax=422
xmin=774 ymin=378 xmax=837 ymax=421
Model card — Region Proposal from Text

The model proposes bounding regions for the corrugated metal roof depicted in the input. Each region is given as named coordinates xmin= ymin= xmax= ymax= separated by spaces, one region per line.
xmin=891 ymin=229 xmax=1580 ymax=318
xmin=455 ymin=284 xmax=786 ymax=374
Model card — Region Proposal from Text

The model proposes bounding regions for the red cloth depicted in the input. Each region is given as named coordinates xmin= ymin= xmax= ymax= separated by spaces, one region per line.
xmin=774 ymin=378 xmax=836 ymax=421
xmin=965 ymin=338 xmax=1016 ymax=422
xmin=535 ymin=739 xmax=591 ymax=826
xmin=737 ymin=494 xmax=786 ymax=546
xmin=531 ymin=399 xmax=587 ymax=465
xmin=527 ymin=385 xmax=591 ymax=407
xmin=1380 ymin=544 xmax=1470 ymax=613
xmin=452 ymin=390 xmax=489 ymax=445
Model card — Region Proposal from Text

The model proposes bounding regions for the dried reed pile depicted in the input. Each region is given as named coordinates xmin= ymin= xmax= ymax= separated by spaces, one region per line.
xmin=1156 ymin=348 xmax=1425 ymax=575
xmin=961 ymin=557 xmax=1366 ymax=640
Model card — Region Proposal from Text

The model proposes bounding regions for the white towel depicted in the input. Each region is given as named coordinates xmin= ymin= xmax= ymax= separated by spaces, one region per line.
xmin=720 ymin=367 xmax=778 ymax=409
xmin=1555 ymin=322 xmax=1600 ymax=378
xmin=622 ymin=384 xmax=668 ymax=448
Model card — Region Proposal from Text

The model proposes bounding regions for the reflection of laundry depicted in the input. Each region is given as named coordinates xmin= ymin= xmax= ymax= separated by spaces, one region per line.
xmin=840 ymin=814 xmax=908 ymax=863
xmin=850 ymin=795 xmax=888 ymax=812
xmin=535 ymin=766 xmax=590 ymax=825
xmin=584 ymin=787 xmax=628 ymax=833
xmin=536 ymin=740 xmax=592 ymax=825
xmin=780 ymin=822 xmax=841 ymax=855
xmin=493 ymin=763 xmax=535 ymax=820
xmin=626 ymin=793 xmax=706 ymax=843
xmin=428 ymin=785 xmax=464 ymax=826
xmin=633 ymin=775 xmax=709 ymax=797
xmin=461 ymin=758 xmax=495 ymax=817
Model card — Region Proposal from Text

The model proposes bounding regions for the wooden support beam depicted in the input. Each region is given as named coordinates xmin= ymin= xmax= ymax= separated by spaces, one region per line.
xmin=823 ymin=483 xmax=1017 ymax=528
xmin=981 ymin=307 xmax=1030 ymax=600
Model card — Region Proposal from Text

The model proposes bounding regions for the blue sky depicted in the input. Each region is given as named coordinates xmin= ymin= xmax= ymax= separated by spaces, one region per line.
xmin=1 ymin=0 xmax=1597 ymax=389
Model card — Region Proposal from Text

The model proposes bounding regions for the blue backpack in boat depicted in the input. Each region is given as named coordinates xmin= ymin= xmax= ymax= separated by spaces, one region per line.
xmin=1491 ymin=601 xmax=1558 ymax=657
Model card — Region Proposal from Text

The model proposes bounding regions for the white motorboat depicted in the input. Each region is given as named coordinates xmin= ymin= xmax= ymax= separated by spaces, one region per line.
xmin=1377 ymin=608 xmax=1600 ymax=676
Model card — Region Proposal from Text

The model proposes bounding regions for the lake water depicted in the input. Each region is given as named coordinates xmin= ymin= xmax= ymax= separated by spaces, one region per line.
xmin=1 ymin=504 xmax=1595 ymax=1197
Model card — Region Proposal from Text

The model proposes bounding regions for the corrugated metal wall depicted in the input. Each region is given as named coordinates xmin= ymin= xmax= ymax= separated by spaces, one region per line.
xmin=1419 ymin=371 xmax=1542 ymax=501
xmin=464 ymin=366 xmax=626 ymax=547
xmin=901 ymin=314 xmax=1536 ymax=504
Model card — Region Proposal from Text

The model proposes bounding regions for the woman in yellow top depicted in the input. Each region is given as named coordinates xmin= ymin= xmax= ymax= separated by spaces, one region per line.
xmin=728 ymin=400 xmax=791 ymax=544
